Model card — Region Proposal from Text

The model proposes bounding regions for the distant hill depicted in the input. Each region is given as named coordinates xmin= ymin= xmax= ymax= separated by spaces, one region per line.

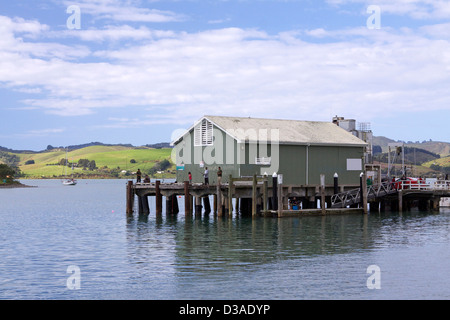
xmin=373 ymin=146 xmax=441 ymax=165
xmin=373 ymin=136 xmax=450 ymax=157
xmin=5 ymin=145 xmax=175 ymax=179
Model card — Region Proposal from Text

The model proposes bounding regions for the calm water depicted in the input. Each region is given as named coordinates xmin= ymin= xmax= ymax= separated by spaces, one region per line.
xmin=1 ymin=179 xmax=449 ymax=300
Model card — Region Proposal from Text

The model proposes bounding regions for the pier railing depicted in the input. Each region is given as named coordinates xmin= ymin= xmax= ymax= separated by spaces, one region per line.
xmin=331 ymin=180 xmax=450 ymax=208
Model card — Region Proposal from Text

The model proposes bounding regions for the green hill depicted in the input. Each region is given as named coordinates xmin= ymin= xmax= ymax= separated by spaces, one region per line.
xmin=14 ymin=146 xmax=175 ymax=179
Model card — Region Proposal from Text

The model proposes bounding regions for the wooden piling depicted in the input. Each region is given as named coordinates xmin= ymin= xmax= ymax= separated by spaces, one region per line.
xmin=263 ymin=178 xmax=268 ymax=212
xmin=126 ymin=180 xmax=134 ymax=215
xmin=228 ymin=175 xmax=233 ymax=216
xmin=155 ymin=180 xmax=162 ymax=215
xmin=195 ymin=197 xmax=202 ymax=215
xmin=252 ymin=174 xmax=257 ymax=217
xmin=138 ymin=195 xmax=149 ymax=215
xmin=277 ymin=181 xmax=282 ymax=217
xmin=398 ymin=190 xmax=403 ymax=212
xmin=172 ymin=194 xmax=179 ymax=214
xmin=362 ymin=173 xmax=368 ymax=214
xmin=217 ymin=184 xmax=223 ymax=216
xmin=184 ymin=181 xmax=190 ymax=216
xmin=203 ymin=196 xmax=211 ymax=214
xmin=320 ymin=174 xmax=326 ymax=215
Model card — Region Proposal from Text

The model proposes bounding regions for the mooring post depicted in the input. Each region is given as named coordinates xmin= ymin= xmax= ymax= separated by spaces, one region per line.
xmin=334 ymin=173 xmax=339 ymax=195
xmin=398 ymin=190 xmax=403 ymax=212
xmin=155 ymin=180 xmax=162 ymax=215
xmin=184 ymin=181 xmax=190 ymax=216
xmin=126 ymin=180 xmax=134 ymax=215
xmin=272 ymin=172 xmax=278 ymax=211
xmin=277 ymin=174 xmax=283 ymax=217
xmin=362 ymin=172 xmax=368 ymax=214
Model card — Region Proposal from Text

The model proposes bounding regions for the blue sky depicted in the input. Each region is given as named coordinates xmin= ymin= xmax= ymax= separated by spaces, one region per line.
xmin=1 ymin=0 xmax=449 ymax=150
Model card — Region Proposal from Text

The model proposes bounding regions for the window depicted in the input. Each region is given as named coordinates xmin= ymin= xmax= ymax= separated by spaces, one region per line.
xmin=194 ymin=119 xmax=213 ymax=146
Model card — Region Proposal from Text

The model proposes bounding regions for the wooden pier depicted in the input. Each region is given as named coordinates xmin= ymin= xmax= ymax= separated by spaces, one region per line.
xmin=126 ymin=176 xmax=450 ymax=218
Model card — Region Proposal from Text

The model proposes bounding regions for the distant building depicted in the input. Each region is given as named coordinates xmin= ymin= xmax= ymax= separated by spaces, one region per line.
xmin=171 ymin=115 xmax=367 ymax=186
xmin=332 ymin=116 xmax=373 ymax=164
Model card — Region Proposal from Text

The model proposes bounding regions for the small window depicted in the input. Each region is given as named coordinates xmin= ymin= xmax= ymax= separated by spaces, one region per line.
xmin=194 ymin=119 xmax=213 ymax=146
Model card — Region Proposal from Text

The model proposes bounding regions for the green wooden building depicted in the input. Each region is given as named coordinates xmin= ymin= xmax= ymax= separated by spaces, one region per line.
xmin=171 ymin=115 xmax=367 ymax=186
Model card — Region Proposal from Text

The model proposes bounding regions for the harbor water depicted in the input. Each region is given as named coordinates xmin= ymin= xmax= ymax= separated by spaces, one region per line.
xmin=1 ymin=179 xmax=450 ymax=300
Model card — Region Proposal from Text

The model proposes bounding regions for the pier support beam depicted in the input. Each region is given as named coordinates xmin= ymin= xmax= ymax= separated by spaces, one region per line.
xmin=398 ymin=190 xmax=403 ymax=212
xmin=252 ymin=174 xmax=257 ymax=217
xmin=217 ymin=185 xmax=223 ymax=216
xmin=184 ymin=181 xmax=190 ymax=216
xmin=126 ymin=180 xmax=134 ymax=215
xmin=229 ymin=175 xmax=233 ymax=216
xmin=272 ymin=173 xmax=278 ymax=211
xmin=203 ymin=196 xmax=211 ymax=214
xmin=277 ymin=179 xmax=283 ymax=217
xmin=263 ymin=178 xmax=268 ymax=212
xmin=155 ymin=180 xmax=162 ymax=215
xmin=320 ymin=174 xmax=326 ymax=215
xmin=138 ymin=195 xmax=150 ymax=215
xmin=195 ymin=197 xmax=202 ymax=215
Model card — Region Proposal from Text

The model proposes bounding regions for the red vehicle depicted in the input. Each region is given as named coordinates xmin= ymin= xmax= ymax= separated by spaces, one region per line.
xmin=392 ymin=177 xmax=424 ymax=190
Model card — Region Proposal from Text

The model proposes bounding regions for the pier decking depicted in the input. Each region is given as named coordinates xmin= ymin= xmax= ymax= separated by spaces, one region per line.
xmin=126 ymin=176 xmax=450 ymax=217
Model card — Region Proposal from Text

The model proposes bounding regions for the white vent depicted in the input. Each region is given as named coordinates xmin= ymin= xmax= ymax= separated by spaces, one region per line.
xmin=194 ymin=119 xmax=213 ymax=146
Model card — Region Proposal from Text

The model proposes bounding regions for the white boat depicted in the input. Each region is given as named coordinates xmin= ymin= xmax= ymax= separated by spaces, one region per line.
xmin=62 ymin=148 xmax=77 ymax=186
xmin=62 ymin=179 xmax=77 ymax=186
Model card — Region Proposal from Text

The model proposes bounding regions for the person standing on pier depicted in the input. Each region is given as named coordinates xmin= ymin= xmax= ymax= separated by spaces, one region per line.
xmin=217 ymin=167 xmax=222 ymax=185
xmin=136 ymin=169 xmax=142 ymax=183
xmin=204 ymin=167 xmax=209 ymax=186
xmin=188 ymin=172 xmax=192 ymax=184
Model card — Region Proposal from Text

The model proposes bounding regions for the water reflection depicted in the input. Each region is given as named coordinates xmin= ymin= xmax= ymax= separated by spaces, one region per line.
xmin=124 ymin=210 xmax=449 ymax=280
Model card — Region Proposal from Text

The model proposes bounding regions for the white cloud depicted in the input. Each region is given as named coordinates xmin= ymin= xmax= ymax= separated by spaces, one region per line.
xmin=53 ymin=25 xmax=175 ymax=42
xmin=61 ymin=0 xmax=186 ymax=22
xmin=327 ymin=0 xmax=450 ymax=19
xmin=1 ymin=14 xmax=450 ymax=130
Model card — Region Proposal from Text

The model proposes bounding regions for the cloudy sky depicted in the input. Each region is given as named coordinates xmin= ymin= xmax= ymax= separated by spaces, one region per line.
xmin=1 ymin=0 xmax=449 ymax=150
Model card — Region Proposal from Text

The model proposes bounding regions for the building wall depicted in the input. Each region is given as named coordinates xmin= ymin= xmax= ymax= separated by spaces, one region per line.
xmin=174 ymin=125 xmax=240 ymax=184
xmin=175 ymin=125 xmax=364 ymax=186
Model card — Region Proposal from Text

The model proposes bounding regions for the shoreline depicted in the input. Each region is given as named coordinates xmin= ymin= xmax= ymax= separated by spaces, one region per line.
xmin=0 ymin=182 xmax=36 ymax=189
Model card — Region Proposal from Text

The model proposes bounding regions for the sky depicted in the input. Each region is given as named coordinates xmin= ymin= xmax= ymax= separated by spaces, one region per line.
xmin=0 ymin=0 xmax=449 ymax=151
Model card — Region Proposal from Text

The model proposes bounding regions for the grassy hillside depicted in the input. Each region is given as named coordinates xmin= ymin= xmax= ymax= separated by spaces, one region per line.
xmin=15 ymin=146 xmax=175 ymax=179
xmin=423 ymin=156 xmax=450 ymax=168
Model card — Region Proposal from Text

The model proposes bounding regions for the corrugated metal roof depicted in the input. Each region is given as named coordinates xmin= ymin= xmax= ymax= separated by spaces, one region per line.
xmin=204 ymin=115 xmax=367 ymax=147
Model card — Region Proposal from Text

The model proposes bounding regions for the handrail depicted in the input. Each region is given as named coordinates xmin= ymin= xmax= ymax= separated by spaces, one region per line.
xmin=331 ymin=180 xmax=450 ymax=208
